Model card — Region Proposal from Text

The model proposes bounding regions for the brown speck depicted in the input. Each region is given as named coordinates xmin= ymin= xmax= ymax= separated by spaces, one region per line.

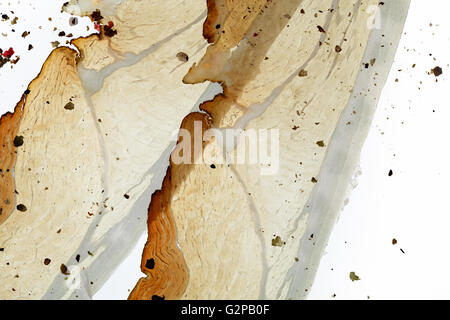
xmin=44 ymin=258 xmax=51 ymax=265
xmin=432 ymin=66 xmax=442 ymax=77
xmin=90 ymin=9 xmax=103 ymax=22
xmin=60 ymin=264 xmax=70 ymax=275
xmin=272 ymin=236 xmax=285 ymax=247
xmin=13 ymin=135 xmax=24 ymax=147
xmin=335 ymin=45 xmax=342 ymax=53
xmin=16 ymin=204 xmax=27 ymax=212
xmin=298 ymin=69 xmax=308 ymax=77
xmin=316 ymin=140 xmax=325 ymax=147
xmin=392 ymin=238 xmax=397 ymax=245
xmin=349 ymin=271 xmax=360 ymax=282
xmin=317 ymin=25 xmax=325 ymax=33
xmin=176 ymin=52 xmax=189 ymax=62
xmin=64 ymin=102 xmax=75 ymax=110
xmin=104 ymin=22 xmax=117 ymax=38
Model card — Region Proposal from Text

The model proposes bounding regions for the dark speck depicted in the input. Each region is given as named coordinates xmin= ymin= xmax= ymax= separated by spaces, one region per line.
xmin=176 ymin=52 xmax=189 ymax=62
xmin=16 ymin=204 xmax=27 ymax=212
xmin=145 ymin=258 xmax=155 ymax=270
xmin=64 ymin=102 xmax=75 ymax=110
xmin=60 ymin=264 xmax=70 ymax=275
xmin=13 ymin=135 xmax=24 ymax=147
xmin=432 ymin=66 xmax=442 ymax=77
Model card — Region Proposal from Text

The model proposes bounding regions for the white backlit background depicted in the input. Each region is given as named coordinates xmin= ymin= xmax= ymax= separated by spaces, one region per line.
xmin=0 ymin=0 xmax=449 ymax=300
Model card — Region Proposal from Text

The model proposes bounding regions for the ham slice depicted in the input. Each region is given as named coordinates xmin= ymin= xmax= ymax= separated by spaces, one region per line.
xmin=0 ymin=0 xmax=410 ymax=299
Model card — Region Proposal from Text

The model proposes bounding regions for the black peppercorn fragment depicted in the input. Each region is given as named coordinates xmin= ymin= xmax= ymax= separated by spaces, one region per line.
xmin=13 ymin=135 xmax=24 ymax=147
xmin=145 ymin=258 xmax=155 ymax=270
xmin=44 ymin=258 xmax=51 ymax=265
xmin=152 ymin=295 xmax=165 ymax=300
xmin=16 ymin=204 xmax=27 ymax=212
xmin=432 ymin=66 xmax=442 ymax=77
xmin=69 ymin=17 xmax=78 ymax=26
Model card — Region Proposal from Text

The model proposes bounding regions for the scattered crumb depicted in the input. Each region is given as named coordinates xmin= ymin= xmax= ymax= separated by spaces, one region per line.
xmin=349 ymin=271 xmax=360 ymax=282
xmin=298 ymin=69 xmax=308 ymax=77
xmin=176 ymin=52 xmax=189 ymax=62
xmin=60 ymin=264 xmax=70 ymax=275
xmin=431 ymin=66 xmax=442 ymax=77
xmin=272 ymin=236 xmax=285 ymax=247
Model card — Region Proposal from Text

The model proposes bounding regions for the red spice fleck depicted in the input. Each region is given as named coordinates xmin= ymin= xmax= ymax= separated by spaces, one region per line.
xmin=94 ymin=23 xmax=101 ymax=32
xmin=2 ymin=47 xmax=14 ymax=58
xmin=253 ymin=33 xmax=259 ymax=37
xmin=108 ymin=21 xmax=114 ymax=28
xmin=87 ymin=212 xmax=94 ymax=216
